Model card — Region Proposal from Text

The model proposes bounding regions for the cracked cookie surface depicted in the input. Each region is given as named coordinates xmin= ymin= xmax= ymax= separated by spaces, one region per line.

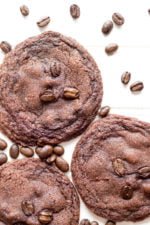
xmin=0 ymin=158 xmax=79 ymax=225
xmin=71 ymin=115 xmax=150 ymax=222
xmin=0 ymin=31 xmax=103 ymax=146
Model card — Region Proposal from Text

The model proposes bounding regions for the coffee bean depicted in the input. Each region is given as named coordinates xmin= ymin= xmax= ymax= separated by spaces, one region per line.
xmin=46 ymin=154 xmax=57 ymax=165
xmin=79 ymin=219 xmax=91 ymax=225
xmin=40 ymin=90 xmax=56 ymax=102
xmin=98 ymin=106 xmax=110 ymax=118
xmin=121 ymin=71 xmax=131 ymax=85
xmin=0 ymin=138 xmax=7 ymax=150
xmin=50 ymin=61 xmax=61 ymax=77
xmin=55 ymin=157 xmax=69 ymax=172
xmin=0 ymin=41 xmax=12 ymax=54
xmin=9 ymin=144 xmax=19 ymax=159
xmin=121 ymin=185 xmax=133 ymax=200
xmin=137 ymin=166 xmax=150 ymax=179
xmin=70 ymin=4 xmax=80 ymax=19
xmin=20 ymin=147 xmax=34 ymax=158
xmin=130 ymin=81 xmax=144 ymax=92
xmin=91 ymin=221 xmax=99 ymax=225
xmin=105 ymin=221 xmax=116 ymax=225
xmin=63 ymin=87 xmax=79 ymax=99
xmin=38 ymin=209 xmax=53 ymax=224
xmin=0 ymin=153 xmax=7 ymax=165
xmin=102 ymin=20 xmax=113 ymax=34
xmin=112 ymin=12 xmax=125 ymax=26
xmin=21 ymin=200 xmax=34 ymax=216
xmin=112 ymin=158 xmax=126 ymax=176
xmin=105 ymin=43 xmax=118 ymax=55
xmin=35 ymin=145 xmax=53 ymax=159
xmin=37 ymin=17 xmax=50 ymax=28
xmin=53 ymin=145 xmax=64 ymax=156
xmin=20 ymin=5 xmax=29 ymax=16
xmin=148 ymin=9 xmax=150 ymax=14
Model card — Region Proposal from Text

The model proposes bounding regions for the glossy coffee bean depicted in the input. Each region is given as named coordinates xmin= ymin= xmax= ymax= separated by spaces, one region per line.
xmin=91 ymin=221 xmax=99 ymax=225
xmin=112 ymin=12 xmax=124 ymax=25
xmin=105 ymin=43 xmax=118 ymax=55
xmin=21 ymin=200 xmax=34 ymax=216
xmin=20 ymin=5 xmax=29 ymax=16
xmin=36 ymin=145 xmax=53 ymax=159
xmin=0 ymin=138 xmax=7 ymax=150
xmin=53 ymin=145 xmax=64 ymax=156
xmin=70 ymin=4 xmax=80 ymax=19
xmin=20 ymin=147 xmax=34 ymax=158
xmin=121 ymin=71 xmax=131 ymax=84
xmin=38 ymin=209 xmax=53 ymax=224
xmin=63 ymin=87 xmax=79 ymax=99
xmin=9 ymin=144 xmax=19 ymax=159
xmin=37 ymin=17 xmax=50 ymax=27
xmin=0 ymin=153 xmax=7 ymax=165
xmin=98 ymin=106 xmax=110 ymax=118
xmin=55 ymin=157 xmax=69 ymax=172
xmin=0 ymin=41 xmax=12 ymax=54
xmin=102 ymin=20 xmax=113 ymax=34
xmin=121 ymin=185 xmax=133 ymax=200
xmin=130 ymin=81 xmax=144 ymax=92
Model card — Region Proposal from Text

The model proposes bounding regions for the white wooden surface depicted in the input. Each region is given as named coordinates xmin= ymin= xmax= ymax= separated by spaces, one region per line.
xmin=0 ymin=0 xmax=150 ymax=224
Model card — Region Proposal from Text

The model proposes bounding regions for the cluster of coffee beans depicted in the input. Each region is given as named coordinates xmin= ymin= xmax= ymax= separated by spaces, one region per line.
xmin=36 ymin=145 xmax=69 ymax=172
xmin=121 ymin=71 xmax=144 ymax=93
xmin=102 ymin=12 xmax=124 ymax=55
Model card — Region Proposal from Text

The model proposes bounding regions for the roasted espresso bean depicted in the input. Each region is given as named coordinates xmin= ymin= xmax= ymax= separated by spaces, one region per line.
xmin=130 ymin=81 xmax=144 ymax=92
xmin=105 ymin=221 xmax=116 ymax=225
xmin=121 ymin=71 xmax=131 ymax=85
xmin=138 ymin=166 xmax=150 ymax=178
xmin=112 ymin=158 xmax=126 ymax=176
xmin=55 ymin=157 xmax=69 ymax=172
xmin=79 ymin=219 xmax=91 ymax=225
xmin=40 ymin=90 xmax=56 ymax=102
xmin=9 ymin=144 xmax=19 ymax=159
xmin=20 ymin=5 xmax=29 ymax=16
xmin=21 ymin=201 xmax=34 ymax=216
xmin=112 ymin=12 xmax=124 ymax=25
xmin=0 ymin=153 xmax=7 ymax=165
xmin=0 ymin=41 xmax=12 ymax=54
xmin=121 ymin=185 xmax=133 ymax=200
xmin=35 ymin=145 xmax=53 ymax=159
xmin=0 ymin=138 xmax=7 ymax=150
xmin=38 ymin=209 xmax=53 ymax=224
xmin=63 ymin=87 xmax=79 ymax=99
xmin=105 ymin=43 xmax=118 ymax=55
xmin=53 ymin=145 xmax=64 ymax=156
xmin=70 ymin=4 xmax=80 ymax=19
xmin=98 ymin=106 xmax=110 ymax=118
xmin=91 ymin=221 xmax=99 ymax=225
xmin=20 ymin=147 xmax=34 ymax=158
xmin=46 ymin=154 xmax=57 ymax=164
xmin=102 ymin=20 xmax=113 ymax=34
xmin=50 ymin=61 xmax=61 ymax=77
xmin=37 ymin=17 xmax=50 ymax=28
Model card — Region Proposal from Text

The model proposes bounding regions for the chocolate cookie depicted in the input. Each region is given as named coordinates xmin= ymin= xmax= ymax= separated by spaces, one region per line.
xmin=0 ymin=31 xmax=103 ymax=146
xmin=71 ymin=115 xmax=150 ymax=222
xmin=0 ymin=158 xmax=80 ymax=225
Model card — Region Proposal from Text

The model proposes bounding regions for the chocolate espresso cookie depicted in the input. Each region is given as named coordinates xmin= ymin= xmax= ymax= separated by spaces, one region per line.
xmin=0 ymin=158 xmax=79 ymax=225
xmin=72 ymin=115 xmax=150 ymax=222
xmin=0 ymin=31 xmax=103 ymax=146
